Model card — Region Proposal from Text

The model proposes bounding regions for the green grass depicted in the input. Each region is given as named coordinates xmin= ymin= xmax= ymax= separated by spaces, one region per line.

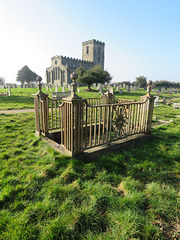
xmin=1 ymin=86 xmax=179 ymax=110
xmin=0 ymin=87 xmax=180 ymax=239
xmin=0 ymin=108 xmax=179 ymax=239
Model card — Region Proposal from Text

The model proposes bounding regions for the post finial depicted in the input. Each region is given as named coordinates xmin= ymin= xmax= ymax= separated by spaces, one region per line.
xmin=147 ymin=80 xmax=152 ymax=96
xmin=36 ymin=76 xmax=42 ymax=92
xmin=70 ymin=72 xmax=79 ymax=99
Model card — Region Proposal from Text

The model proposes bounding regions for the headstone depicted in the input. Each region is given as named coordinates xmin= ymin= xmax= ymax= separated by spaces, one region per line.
xmin=116 ymin=86 xmax=119 ymax=91
xmin=154 ymin=96 xmax=159 ymax=104
xmin=172 ymin=103 xmax=180 ymax=109
xmin=109 ymin=87 xmax=114 ymax=94
xmin=119 ymin=84 xmax=123 ymax=88
xmin=93 ymin=83 xmax=96 ymax=88
xmin=126 ymin=85 xmax=130 ymax=92
xmin=120 ymin=89 xmax=123 ymax=94
xmin=123 ymin=84 xmax=126 ymax=88
xmin=77 ymin=88 xmax=80 ymax=93
xmin=8 ymin=86 xmax=11 ymax=96
xmin=162 ymin=87 xmax=165 ymax=93
xmin=99 ymin=85 xmax=103 ymax=93
xmin=55 ymin=85 xmax=58 ymax=92
xmin=134 ymin=86 xmax=137 ymax=91
xmin=62 ymin=86 xmax=65 ymax=92
xmin=130 ymin=85 xmax=133 ymax=91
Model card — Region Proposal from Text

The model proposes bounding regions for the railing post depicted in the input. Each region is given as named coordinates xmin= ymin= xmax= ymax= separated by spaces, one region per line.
xmin=33 ymin=76 xmax=49 ymax=136
xmin=61 ymin=72 xmax=87 ymax=156
xmin=146 ymin=80 xmax=155 ymax=134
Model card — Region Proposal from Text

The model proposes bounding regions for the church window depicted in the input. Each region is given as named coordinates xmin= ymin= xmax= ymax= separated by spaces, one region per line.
xmin=86 ymin=46 xmax=89 ymax=54
xmin=55 ymin=60 xmax=57 ymax=65
xmin=98 ymin=57 xmax=100 ymax=63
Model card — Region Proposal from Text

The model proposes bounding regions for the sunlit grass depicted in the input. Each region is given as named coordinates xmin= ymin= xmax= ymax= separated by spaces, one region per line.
xmin=0 ymin=86 xmax=180 ymax=110
xmin=0 ymin=110 xmax=179 ymax=239
xmin=0 ymin=87 xmax=180 ymax=239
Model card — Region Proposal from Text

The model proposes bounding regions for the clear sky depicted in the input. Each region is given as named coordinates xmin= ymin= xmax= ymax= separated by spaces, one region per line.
xmin=0 ymin=0 xmax=180 ymax=83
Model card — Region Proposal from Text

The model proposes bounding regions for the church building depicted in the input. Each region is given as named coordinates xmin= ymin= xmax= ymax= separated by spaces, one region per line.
xmin=46 ymin=39 xmax=105 ymax=87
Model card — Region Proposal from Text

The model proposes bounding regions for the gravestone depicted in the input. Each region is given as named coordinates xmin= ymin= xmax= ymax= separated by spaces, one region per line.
xmin=126 ymin=85 xmax=130 ymax=91
xmin=8 ymin=86 xmax=11 ymax=96
xmin=120 ymin=89 xmax=123 ymax=94
xmin=62 ymin=87 xmax=65 ymax=92
xmin=99 ymin=85 xmax=103 ymax=93
xmin=130 ymin=85 xmax=133 ymax=91
xmin=93 ymin=83 xmax=96 ymax=89
xmin=77 ymin=88 xmax=80 ymax=93
xmin=154 ymin=96 xmax=159 ymax=104
xmin=55 ymin=85 xmax=58 ymax=92
xmin=119 ymin=84 xmax=123 ymax=88
xmin=173 ymin=103 xmax=180 ymax=109
xmin=109 ymin=87 xmax=114 ymax=94
xmin=123 ymin=84 xmax=126 ymax=88
xmin=96 ymin=83 xmax=100 ymax=90
xmin=134 ymin=86 xmax=137 ymax=91
xmin=116 ymin=86 xmax=119 ymax=91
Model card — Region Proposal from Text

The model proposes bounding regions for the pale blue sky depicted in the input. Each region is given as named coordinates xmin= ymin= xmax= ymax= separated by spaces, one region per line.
xmin=0 ymin=0 xmax=180 ymax=83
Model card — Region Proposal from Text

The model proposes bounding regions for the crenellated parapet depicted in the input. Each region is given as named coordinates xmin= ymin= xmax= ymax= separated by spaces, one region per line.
xmin=46 ymin=39 xmax=105 ymax=87
xmin=82 ymin=39 xmax=105 ymax=46
xmin=51 ymin=55 xmax=93 ymax=69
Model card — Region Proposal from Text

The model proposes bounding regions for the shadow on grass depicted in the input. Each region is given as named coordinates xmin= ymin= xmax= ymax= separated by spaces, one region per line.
xmin=64 ymin=128 xmax=180 ymax=189
xmin=0 ymin=95 xmax=34 ymax=109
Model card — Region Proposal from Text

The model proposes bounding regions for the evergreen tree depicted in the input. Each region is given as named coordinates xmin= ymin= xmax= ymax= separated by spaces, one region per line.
xmin=16 ymin=66 xmax=38 ymax=84
xmin=76 ymin=65 xmax=112 ymax=90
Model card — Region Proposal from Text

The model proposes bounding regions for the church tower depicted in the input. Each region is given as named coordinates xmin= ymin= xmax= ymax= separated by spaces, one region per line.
xmin=82 ymin=39 xmax=105 ymax=69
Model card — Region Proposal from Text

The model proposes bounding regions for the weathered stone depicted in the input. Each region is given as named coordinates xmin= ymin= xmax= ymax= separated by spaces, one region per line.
xmin=173 ymin=103 xmax=180 ymax=109
xmin=46 ymin=39 xmax=105 ymax=87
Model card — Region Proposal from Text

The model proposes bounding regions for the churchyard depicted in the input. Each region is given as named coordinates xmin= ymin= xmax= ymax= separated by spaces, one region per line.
xmin=0 ymin=84 xmax=180 ymax=239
